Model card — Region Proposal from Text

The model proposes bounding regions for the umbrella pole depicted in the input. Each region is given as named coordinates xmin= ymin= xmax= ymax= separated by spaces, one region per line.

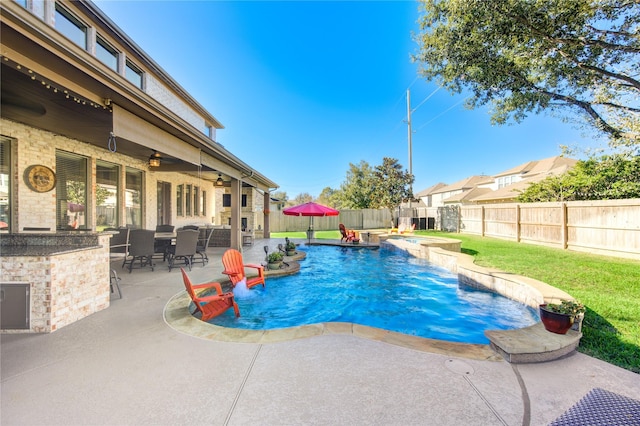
xmin=307 ymin=217 xmax=314 ymax=244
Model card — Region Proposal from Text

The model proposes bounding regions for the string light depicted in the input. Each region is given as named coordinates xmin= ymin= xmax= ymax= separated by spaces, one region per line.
xmin=1 ymin=55 xmax=113 ymax=112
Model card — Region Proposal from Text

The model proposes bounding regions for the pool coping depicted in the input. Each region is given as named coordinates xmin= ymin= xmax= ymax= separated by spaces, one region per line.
xmin=163 ymin=236 xmax=580 ymax=362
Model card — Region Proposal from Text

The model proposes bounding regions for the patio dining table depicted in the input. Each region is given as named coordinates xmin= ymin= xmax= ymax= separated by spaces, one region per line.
xmin=154 ymin=231 xmax=176 ymax=242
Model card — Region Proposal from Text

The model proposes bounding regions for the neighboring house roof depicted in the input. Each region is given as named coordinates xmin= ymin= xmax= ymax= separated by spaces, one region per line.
xmin=416 ymin=156 xmax=579 ymax=204
xmin=472 ymin=164 xmax=574 ymax=202
xmin=443 ymin=187 xmax=492 ymax=203
xmin=493 ymin=161 xmax=536 ymax=178
xmin=525 ymin=156 xmax=577 ymax=177
xmin=493 ymin=156 xmax=577 ymax=179
xmin=434 ymin=175 xmax=493 ymax=194
xmin=416 ymin=182 xmax=447 ymax=197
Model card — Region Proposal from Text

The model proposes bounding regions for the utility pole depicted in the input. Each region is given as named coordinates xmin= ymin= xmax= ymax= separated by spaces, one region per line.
xmin=406 ymin=89 xmax=413 ymax=190
xmin=406 ymin=89 xmax=413 ymax=220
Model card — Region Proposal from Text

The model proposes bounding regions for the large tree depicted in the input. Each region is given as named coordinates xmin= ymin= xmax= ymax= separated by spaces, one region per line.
xmin=371 ymin=157 xmax=414 ymax=215
xmin=339 ymin=161 xmax=377 ymax=209
xmin=414 ymin=0 xmax=640 ymax=148
xmin=291 ymin=192 xmax=314 ymax=205
xmin=316 ymin=186 xmax=344 ymax=209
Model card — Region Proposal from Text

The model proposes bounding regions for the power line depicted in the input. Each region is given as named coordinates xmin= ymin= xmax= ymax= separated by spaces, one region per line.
xmin=410 ymin=85 xmax=442 ymax=114
xmin=415 ymin=98 xmax=467 ymax=131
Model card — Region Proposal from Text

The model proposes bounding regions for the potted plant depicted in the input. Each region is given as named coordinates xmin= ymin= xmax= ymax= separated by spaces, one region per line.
xmin=267 ymin=251 xmax=284 ymax=270
xmin=539 ymin=300 xmax=586 ymax=334
xmin=285 ymin=238 xmax=296 ymax=256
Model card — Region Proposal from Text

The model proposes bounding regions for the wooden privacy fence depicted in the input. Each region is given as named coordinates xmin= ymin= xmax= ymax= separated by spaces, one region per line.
xmin=458 ymin=199 xmax=640 ymax=260
xmin=270 ymin=209 xmax=392 ymax=233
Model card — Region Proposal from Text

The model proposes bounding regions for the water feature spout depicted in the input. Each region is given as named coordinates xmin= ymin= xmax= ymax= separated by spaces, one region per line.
xmin=232 ymin=278 xmax=254 ymax=299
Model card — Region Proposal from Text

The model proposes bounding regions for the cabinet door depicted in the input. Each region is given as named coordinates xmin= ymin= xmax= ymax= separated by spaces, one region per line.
xmin=0 ymin=284 xmax=30 ymax=329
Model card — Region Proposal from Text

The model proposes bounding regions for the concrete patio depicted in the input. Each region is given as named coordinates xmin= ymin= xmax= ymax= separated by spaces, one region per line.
xmin=2 ymin=239 xmax=639 ymax=425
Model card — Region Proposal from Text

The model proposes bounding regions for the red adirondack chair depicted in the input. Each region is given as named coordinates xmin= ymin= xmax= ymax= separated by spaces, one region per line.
xmin=221 ymin=249 xmax=266 ymax=289
xmin=181 ymin=268 xmax=240 ymax=321
xmin=339 ymin=223 xmax=359 ymax=243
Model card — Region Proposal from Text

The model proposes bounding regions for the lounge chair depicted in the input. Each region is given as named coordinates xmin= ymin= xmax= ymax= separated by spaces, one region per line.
xmin=339 ymin=223 xmax=359 ymax=243
xmin=221 ymin=249 xmax=266 ymax=289
xmin=180 ymin=268 xmax=239 ymax=321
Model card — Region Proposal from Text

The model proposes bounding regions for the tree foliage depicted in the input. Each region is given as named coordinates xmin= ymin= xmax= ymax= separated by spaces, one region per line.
xmin=339 ymin=161 xmax=376 ymax=209
xmin=291 ymin=192 xmax=313 ymax=205
xmin=517 ymin=154 xmax=640 ymax=202
xmin=316 ymin=186 xmax=344 ymax=209
xmin=414 ymin=0 xmax=640 ymax=147
xmin=270 ymin=190 xmax=289 ymax=205
xmin=371 ymin=157 xmax=414 ymax=214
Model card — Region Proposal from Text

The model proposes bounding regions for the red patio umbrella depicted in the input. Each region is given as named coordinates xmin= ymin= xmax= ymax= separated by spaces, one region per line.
xmin=283 ymin=202 xmax=339 ymax=241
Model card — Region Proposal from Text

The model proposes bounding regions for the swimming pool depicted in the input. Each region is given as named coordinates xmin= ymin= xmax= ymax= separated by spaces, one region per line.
xmin=208 ymin=245 xmax=539 ymax=344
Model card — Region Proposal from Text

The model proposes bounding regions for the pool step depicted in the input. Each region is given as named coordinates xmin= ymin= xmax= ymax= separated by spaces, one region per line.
xmin=485 ymin=323 xmax=582 ymax=363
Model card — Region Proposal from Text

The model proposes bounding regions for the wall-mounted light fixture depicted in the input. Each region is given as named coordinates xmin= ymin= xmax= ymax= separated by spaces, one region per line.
xmin=149 ymin=151 xmax=161 ymax=167
xmin=215 ymin=173 xmax=225 ymax=187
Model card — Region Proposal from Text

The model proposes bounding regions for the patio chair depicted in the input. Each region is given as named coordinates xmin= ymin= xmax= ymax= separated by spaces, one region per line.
xmin=181 ymin=225 xmax=200 ymax=231
xmin=166 ymin=229 xmax=199 ymax=272
xmin=192 ymin=227 xmax=213 ymax=266
xmin=339 ymin=223 xmax=358 ymax=243
xmin=154 ymin=224 xmax=175 ymax=261
xmin=107 ymin=227 xmax=129 ymax=298
xmin=122 ymin=229 xmax=155 ymax=272
xmin=181 ymin=268 xmax=240 ymax=321
xmin=221 ymin=249 xmax=266 ymax=289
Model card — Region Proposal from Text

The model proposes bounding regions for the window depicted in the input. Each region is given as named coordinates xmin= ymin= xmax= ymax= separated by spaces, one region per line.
xmin=201 ymin=191 xmax=207 ymax=216
xmin=15 ymin=0 xmax=45 ymax=20
xmin=193 ymin=186 xmax=199 ymax=216
xmin=55 ymin=4 xmax=87 ymax=49
xmin=125 ymin=168 xmax=143 ymax=228
xmin=56 ymin=151 xmax=88 ymax=230
xmin=177 ymin=185 xmax=183 ymax=216
xmin=125 ymin=59 xmax=143 ymax=88
xmin=222 ymin=194 xmax=247 ymax=208
xmin=96 ymin=161 xmax=119 ymax=229
xmin=0 ymin=138 xmax=11 ymax=232
xmin=96 ymin=36 xmax=118 ymax=71
xmin=185 ymin=185 xmax=192 ymax=216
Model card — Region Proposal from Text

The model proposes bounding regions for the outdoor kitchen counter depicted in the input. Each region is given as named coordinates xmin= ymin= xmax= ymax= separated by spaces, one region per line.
xmin=0 ymin=244 xmax=101 ymax=256
xmin=1 ymin=232 xmax=111 ymax=333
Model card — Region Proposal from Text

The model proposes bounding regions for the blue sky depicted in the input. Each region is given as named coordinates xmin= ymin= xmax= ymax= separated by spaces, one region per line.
xmin=95 ymin=0 xmax=606 ymax=198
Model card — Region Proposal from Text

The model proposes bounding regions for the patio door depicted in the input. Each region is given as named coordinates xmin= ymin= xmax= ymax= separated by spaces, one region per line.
xmin=157 ymin=181 xmax=171 ymax=226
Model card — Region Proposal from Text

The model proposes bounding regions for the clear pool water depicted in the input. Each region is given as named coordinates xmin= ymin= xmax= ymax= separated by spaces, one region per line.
xmin=207 ymin=245 xmax=539 ymax=344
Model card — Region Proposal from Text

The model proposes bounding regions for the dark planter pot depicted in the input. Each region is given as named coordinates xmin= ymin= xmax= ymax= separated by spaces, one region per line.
xmin=539 ymin=304 xmax=575 ymax=334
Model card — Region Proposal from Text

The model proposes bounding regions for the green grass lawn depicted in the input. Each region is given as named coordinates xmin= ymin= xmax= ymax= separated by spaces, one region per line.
xmin=271 ymin=229 xmax=640 ymax=373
